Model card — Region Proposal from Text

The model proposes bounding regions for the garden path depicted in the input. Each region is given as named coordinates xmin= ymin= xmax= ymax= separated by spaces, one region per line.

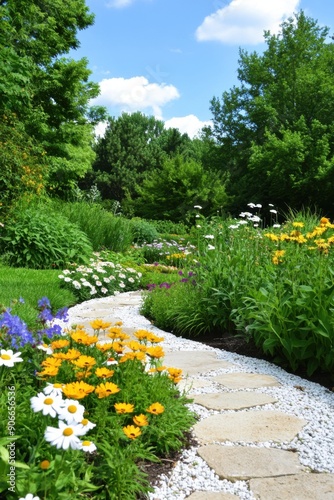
xmin=61 ymin=291 xmax=334 ymax=500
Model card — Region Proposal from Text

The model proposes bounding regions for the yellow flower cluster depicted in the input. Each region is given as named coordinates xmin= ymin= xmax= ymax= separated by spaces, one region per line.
xmin=264 ymin=217 xmax=334 ymax=263
xmin=35 ymin=320 xmax=182 ymax=440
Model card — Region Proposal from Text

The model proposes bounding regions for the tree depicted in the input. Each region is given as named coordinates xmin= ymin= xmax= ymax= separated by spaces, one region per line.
xmin=90 ymin=112 xmax=167 ymax=202
xmin=209 ymin=12 xmax=334 ymax=215
xmin=129 ymin=155 xmax=228 ymax=222
xmin=0 ymin=0 xmax=101 ymax=201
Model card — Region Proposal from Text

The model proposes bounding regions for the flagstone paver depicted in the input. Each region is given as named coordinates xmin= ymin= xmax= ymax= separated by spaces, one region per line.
xmin=197 ymin=445 xmax=304 ymax=481
xmin=193 ymin=410 xmax=307 ymax=444
xmin=249 ymin=473 xmax=334 ymax=499
xmin=186 ymin=492 xmax=239 ymax=499
xmin=163 ymin=350 xmax=236 ymax=376
xmin=213 ymin=372 xmax=281 ymax=389
xmin=193 ymin=391 xmax=277 ymax=410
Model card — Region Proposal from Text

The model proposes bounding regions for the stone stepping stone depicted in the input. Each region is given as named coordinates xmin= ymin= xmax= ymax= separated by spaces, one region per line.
xmin=213 ymin=372 xmax=281 ymax=389
xmin=163 ymin=351 xmax=236 ymax=376
xmin=178 ymin=378 xmax=213 ymax=393
xmin=193 ymin=391 xmax=277 ymax=410
xmin=187 ymin=492 xmax=238 ymax=499
xmin=197 ymin=445 xmax=303 ymax=481
xmin=193 ymin=410 xmax=306 ymax=444
xmin=249 ymin=473 xmax=334 ymax=499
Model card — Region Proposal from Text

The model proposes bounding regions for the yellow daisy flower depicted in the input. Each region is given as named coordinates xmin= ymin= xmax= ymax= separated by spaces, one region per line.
xmin=146 ymin=402 xmax=165 ymax=415
xmin=95 ymin=382 xmax=120 ymax=399
xmin=115 ymin=402 xmax=134 ymax=414
xmin=123 ymin=425 xmax=141 ymax=440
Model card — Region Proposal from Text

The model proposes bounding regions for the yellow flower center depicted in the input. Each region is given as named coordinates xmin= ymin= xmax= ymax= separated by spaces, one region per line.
xmin=68 ymin=405 xmax=77 ymax=413
xmin=1 ymin=354 xmax=11 ymax=360
xmin=63 ymin=428 xmax=74 ymax=436
xmin=40 ymin=460 xmax=50 ymax=470
xmin=81 ymin=418 xmax=89 ymax=425
xmin=44 ymin=398 xmax=54 ymax=405
xmin=82 ymin=441 xmax=91 ymax=446
xmin=53 ymin=383 xmax=62 ymax=388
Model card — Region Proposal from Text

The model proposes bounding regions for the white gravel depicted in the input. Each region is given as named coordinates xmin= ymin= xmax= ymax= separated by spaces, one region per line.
xmin=63 ymin=293 xmax=334 ymax=500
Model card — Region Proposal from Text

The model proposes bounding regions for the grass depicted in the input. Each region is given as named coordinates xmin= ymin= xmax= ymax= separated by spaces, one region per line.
xmin=0 ymin=264 xmax=77 ymax=328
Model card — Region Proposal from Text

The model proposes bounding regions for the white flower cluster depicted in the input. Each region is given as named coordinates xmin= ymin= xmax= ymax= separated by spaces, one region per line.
xmin=58 ymin=257 xmax=142 ymax=301
xmin=30 ymin=384 xmax=97 ymax=452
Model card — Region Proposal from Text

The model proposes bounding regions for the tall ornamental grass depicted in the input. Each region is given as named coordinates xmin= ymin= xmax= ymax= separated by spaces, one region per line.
xmin=49 ymin=200 xmax=134 ymax=252
xmin=142 ymin=205 xmax=334 ymax=376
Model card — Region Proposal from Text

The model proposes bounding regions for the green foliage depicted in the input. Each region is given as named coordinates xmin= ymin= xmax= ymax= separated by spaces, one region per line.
xmin=146 ymin=219 xmax=190 ymax=235
xmin=141 ymin=208 xmax=334 ymax=377
xmin=131 ymin=155 xmax=228 ymax=222
xmin=90 ymin=112 xmax=166 ymax=202
xmin=130 ymin=218 xmax=159 ymax=244
xmin=209 ymin=11 xmax=334 ymax=215
xmin=49 ymin=200 xmax=133 ymax=252
xmin=0 ymin=206 xmax=92 ymax=269
xmin=0 ymin=0 xmax=102 ymax=200
xmin=0 ymin=115 xmax=47 ymax=212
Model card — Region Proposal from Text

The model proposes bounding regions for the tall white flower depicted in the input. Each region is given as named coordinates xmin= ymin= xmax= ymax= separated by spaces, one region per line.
xmin=31 ymin=392 xmax=63 ymax=418
xmin=44 ymin=421 xmax=82 ymax=450
xmin=76 ymin=418 xmax=96 ymax=436
xmin=43 ymin=383 xmax=64 ymax=397
xmin=0 ymin=349 xmax=23 ymax=367
xmin=79 ymin=440 xmax=97 ymax=453
xmin=58 ymin=399 xmax=85 ymax=424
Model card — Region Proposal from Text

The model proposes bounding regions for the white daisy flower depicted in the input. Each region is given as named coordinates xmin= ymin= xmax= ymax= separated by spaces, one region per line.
xmin=103 ymin=277 xmax=110 ymax=283
xmin=76 ymin=418 xmax=96 ymax=436
xmin=118 ymin=273 xmax=126 ymax=279
xmin=101 ymin=287 xmax=108 ymax=294
xmin=37 ymin=344 xmax=53 ymax=355
xmin=204 ymin=234 xmax=214 ymax=240
xmin=95 ymin=281 xmax=102 ymax=287
xmin=194 ymin=205 xmax=202 ymax=209
xmin=207 ymin=244 xmax=215 ymax=250
xmin=119 ymin=282 xmax=125 ymax=288
xmin=43 ymin=383 xmax=64 ymax=397
xmin=63 ymin=277 xmax=72 ymax=282
xmin=58 ymin=400 xmax=85 ymax=424
xmin=19 ymin=494 xmax=40 ymax=500
xmin=44 ymin=421 xmax=82 ymax=450
xmin=273 ymin=223 xmax=281 ymax=228
xmin=79 ymin=440 xmax=97 ymax=453
xmin=128 ymin=277 xmax=135 ymax=283
xmin=0 ymin=349 xmax=23 ymax=367
xmin=30 ymin=392 xmax=63 ymax=418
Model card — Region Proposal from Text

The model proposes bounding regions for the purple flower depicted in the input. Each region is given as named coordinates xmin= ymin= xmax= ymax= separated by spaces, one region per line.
xmin=38 ymin=308 xmax=54 ymax=323
xmin=37 ymin=297 xmax=51 ymax=309
xmin=54 ymin=307 xmax=69 ymax=321
xmin=159 ymin=282 xmax=171 ymax=289
xmin=180 ymin=278 xmax=189 ymax=283
xmin=0 ymin=310 xmax=34 ymax=347
xmin=178 ymin=270 xmax=183 ymax=276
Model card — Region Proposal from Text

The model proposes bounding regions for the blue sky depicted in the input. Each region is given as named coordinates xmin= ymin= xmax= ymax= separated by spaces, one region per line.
xmin=71 ymin=0 xmax=334 ymax=137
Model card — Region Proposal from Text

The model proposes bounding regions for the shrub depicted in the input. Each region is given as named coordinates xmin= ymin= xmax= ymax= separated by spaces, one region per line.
xmin=146 ymin=219 xmax=190 ymax=235
xmin=0 ymin=206 xmax=92 ymax=269
xmin=130 ymin=218 xmax=159 ymax=244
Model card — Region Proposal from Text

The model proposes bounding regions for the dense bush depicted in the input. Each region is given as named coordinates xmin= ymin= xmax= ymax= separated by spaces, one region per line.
xmin=130 ymin=218 xmax=159 ymax=244
xmin=0 ymin=206 xmax=92 ymax=269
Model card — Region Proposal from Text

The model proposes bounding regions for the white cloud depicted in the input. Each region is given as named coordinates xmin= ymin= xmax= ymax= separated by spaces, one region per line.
xmin=165 ymin=115 xmax=212 ymax=139
xmin=196 ymin=0 xmax=301 ymax=45
xmin=94 ymin=115 xmax=212 ymax=140
xmin=107 ymin=0 xmax=134 ymax=8
xmin=92 ymin=76 xmax=180 ymax=117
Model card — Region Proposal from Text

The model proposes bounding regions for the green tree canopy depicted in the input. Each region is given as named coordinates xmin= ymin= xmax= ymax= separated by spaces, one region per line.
xmin=129 ymin=155 xmax=228 ymax=222
xmin=0 ymin=0 xmax=102 ymax=201
xmin=209 ymin=11 xmax=334 ymax=215
xmin=90 ymin=112 xmax=169 ymax=202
